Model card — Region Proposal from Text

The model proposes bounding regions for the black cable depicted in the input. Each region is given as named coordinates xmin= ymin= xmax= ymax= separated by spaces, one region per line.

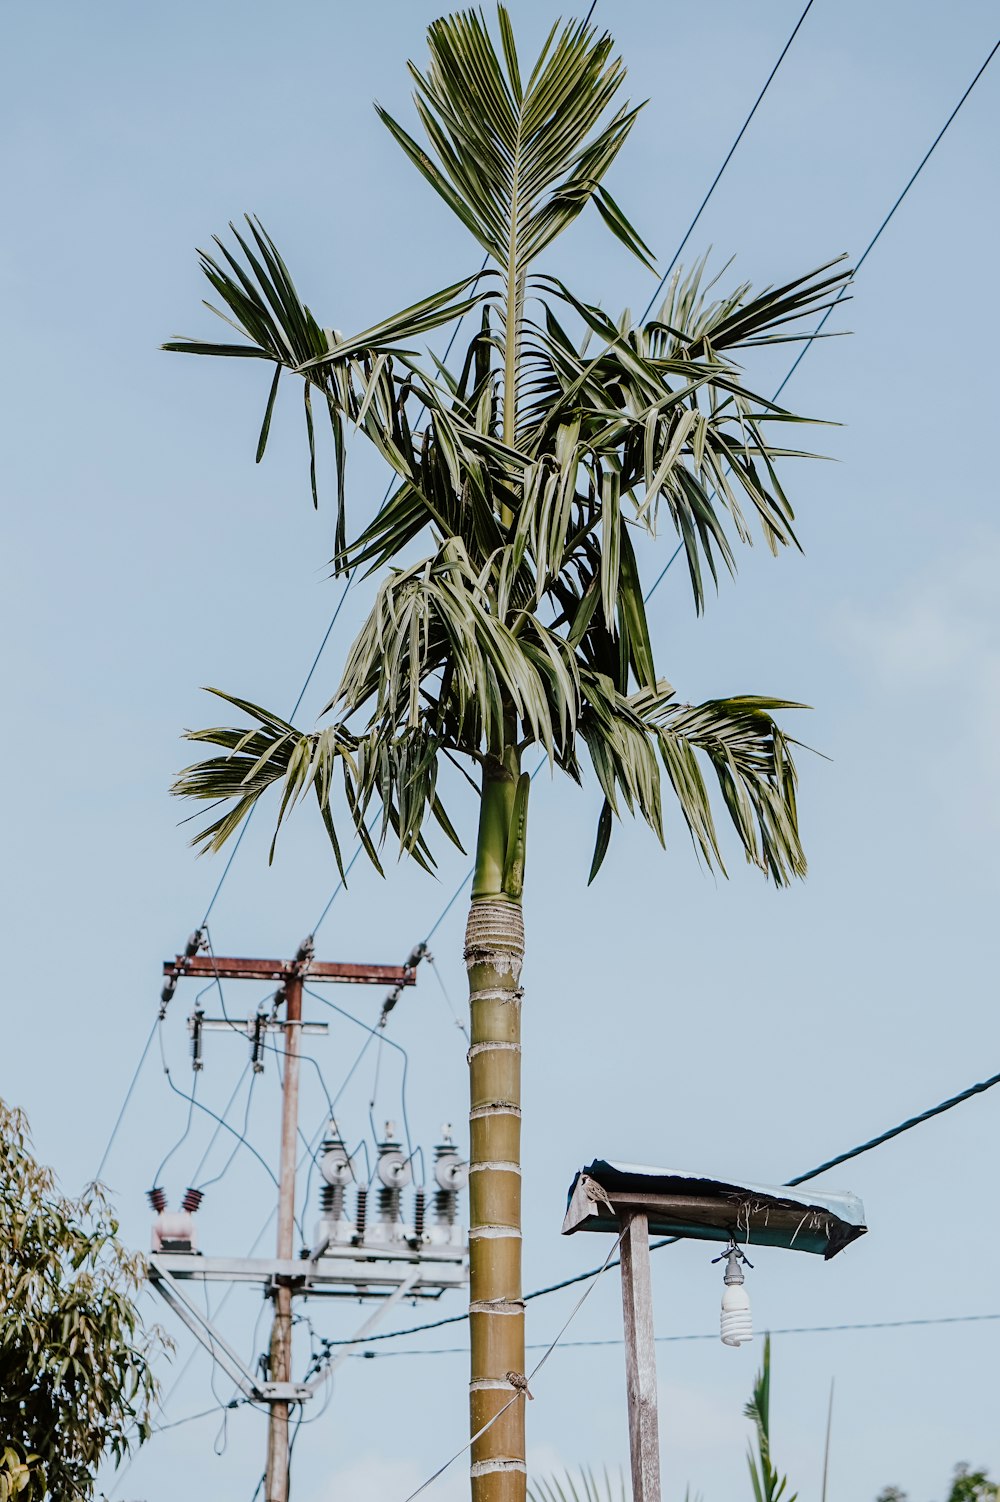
xmin=322 ymin=1058 xmax=1000 ymax=1348
xmin=152 ymin=1399 xmax=244 ymax=1432
xmin=93 ymin=1017 xmax=157 ymax=1182
xmin=351 ymin=1310 xmax=1000 ymax=1358
xmin=156 ymin=1021 xmax=279 ymax=1190
xmin=785 ymin=1066 xmax=1000 ymax=1185
xmin=413 ymin=28 xmax=1000 ymax=962
xmin=301 ymin=985 xmax=414 ymax=1220
xmin=197 ymin=1071 xmax=259 ymax=1191
xmin=153 ymin=1071 xmax=199 ymax=1189
xmin=639 ymin=0 xmax=818 ymax=322
xmin=773 ymin=32 xmax=1000 ymax=403
xmin=191 ymin=1064 xmax=253 ymax=1185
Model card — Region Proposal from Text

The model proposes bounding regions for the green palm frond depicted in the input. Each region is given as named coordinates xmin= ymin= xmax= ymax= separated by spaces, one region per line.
xmin=167 ymin=7 xmax=845 ymax=898
xmin=378 ymin=8 xmax=652 ymax=277
xmin=745 ymin=1335 xmax=798 ymax=1502
xmin=527 ymin=1465 xmax=628 ymax=1502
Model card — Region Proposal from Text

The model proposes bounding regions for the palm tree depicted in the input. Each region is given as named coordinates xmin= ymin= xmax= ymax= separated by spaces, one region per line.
xmin=165 ymin=10 xmax=848 ymax=1499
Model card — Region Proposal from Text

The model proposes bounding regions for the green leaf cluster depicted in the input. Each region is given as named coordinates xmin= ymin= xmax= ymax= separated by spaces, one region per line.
xmin=167 ymin=7 xmax=849 ymax=889
xmin=0 ymin=1100 xmax=164 ymax=1500
xmin=745 ymin=1335 xmax=797 ymax=1502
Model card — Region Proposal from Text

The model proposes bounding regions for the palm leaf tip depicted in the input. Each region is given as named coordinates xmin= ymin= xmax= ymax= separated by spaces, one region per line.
xmin=379 ymin=5 xmax=651 ymax=270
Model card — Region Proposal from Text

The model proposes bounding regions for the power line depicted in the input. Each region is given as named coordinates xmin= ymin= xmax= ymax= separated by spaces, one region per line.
xmin=156 ymin=1020 xmax=279 ymax=1191
xmin=354 ymin=1310 xmax=1000 ymax=1359
xmin=400 ymin=1229 xmax=624 ymax=1502
xmin=406 ymin=23 xmax=1000 ymax=969
xmin=785 ymin=1065 xmax=1000 ymax=1186
xmin=639 ymin=0 xmax=818 ymax=321
xmin=321 ymin=1056 xmax=1000 ymax=1349
xmin=306 ymin=6 xmax=812 ymax=942
xmin=774 ymin=31 xmax=1000 ymax=402
xmin=106 ymin=17 xmax=1000 ymax=1461
xmin=93 ymin=1017 xmax=157 ymax=1183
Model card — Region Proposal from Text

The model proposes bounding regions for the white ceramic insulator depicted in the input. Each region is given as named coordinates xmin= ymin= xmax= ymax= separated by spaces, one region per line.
xmin=720 ymin=1284 xmax=753 ymax=1346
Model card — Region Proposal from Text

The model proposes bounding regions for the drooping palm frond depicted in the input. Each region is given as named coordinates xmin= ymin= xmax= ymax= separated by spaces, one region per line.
xmin=168 ymin=7 xmax=845 ymax=894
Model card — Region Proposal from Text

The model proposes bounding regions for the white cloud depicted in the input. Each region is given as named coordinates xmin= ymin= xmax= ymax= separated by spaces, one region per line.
xmin=838 ymin=536 xmax=1000 ymax=824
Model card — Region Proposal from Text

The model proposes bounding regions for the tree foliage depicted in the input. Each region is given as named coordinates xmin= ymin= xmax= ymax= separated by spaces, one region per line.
xmin=879 ymin=1467 xmax=999 ymax=1502
xmin=165 ymin=6 xmax=849 ymax=888
xmin=0 ymin=1100 xmax=161 ymax=1500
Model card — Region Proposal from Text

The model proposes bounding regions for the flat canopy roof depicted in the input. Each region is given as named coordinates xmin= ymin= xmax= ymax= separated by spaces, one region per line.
xmin=562 ymin=1160 xmax=867 ymax=1259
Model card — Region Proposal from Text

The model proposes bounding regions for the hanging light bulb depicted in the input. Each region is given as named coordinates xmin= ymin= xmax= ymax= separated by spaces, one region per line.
xmin=719 ymin=1245 xmax=753 ymax=1347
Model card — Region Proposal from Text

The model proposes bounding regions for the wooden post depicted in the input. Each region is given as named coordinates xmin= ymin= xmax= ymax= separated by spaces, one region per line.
xmin=619 ymin=1211 xmax=661 ymax=1502
xmin=265 ymin=972 xmax=303 ymax=1502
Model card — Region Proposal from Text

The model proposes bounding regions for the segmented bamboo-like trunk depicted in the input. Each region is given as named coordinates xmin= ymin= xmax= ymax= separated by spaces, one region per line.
xmin=466 ymin=750 xmax=527 ymax=1502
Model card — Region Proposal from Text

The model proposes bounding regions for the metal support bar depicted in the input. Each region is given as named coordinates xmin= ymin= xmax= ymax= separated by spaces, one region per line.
xmin=306 ymin=1270 xmax=421 ymax=1392
xmin=148 ymin=1257 xmax=264 ymax=1401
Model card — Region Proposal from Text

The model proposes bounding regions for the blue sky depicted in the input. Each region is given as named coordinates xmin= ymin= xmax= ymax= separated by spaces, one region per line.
xmin=2 ymin=2 xmax=999 ymax=1500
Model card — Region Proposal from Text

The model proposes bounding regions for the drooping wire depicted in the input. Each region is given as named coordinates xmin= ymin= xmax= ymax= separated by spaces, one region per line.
xmin=155 ymin=1020 xmax=279 ymax=1190
xmin=190 ymin=1063 xmax=253 ymax=1185
xmin=300 ymin=985 xmax=414 ymax=1219
xmin=153 ymin=1071 xmax=199 ymax=1189
xmin=152 ymin=1399 xmax=245 ymax=1433
xmin=197 ymin=1070 xmax=260 ymax=1192
xmin=425 ymin=951 xmax=470 ymax=1044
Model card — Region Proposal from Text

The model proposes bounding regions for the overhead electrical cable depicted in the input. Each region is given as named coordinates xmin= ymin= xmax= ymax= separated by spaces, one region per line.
xmin=110 ymin=16 xmax=1000 ymax=1460
xmin=638 ymin=0 xmax=818 ymax=321
xmin=95 ymin=0 xmax=811 ymax=1181
xmin=93 ymin=1018 xmax=157 ymax=1183
xmin=353 ymin=1309 xmax=1000 ymax=1359
xmin=322 ymin=1056 xmax=1000 ymax=1348
xmin=405 ymin=24 xmax=1000 ymax=962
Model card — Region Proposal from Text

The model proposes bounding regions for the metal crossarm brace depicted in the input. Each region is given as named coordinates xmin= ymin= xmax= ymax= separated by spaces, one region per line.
xmin=304 ymin=1270 xmax=421 ymax=1393
xmin=149 ymin=1257 xmax=312 ymax=1404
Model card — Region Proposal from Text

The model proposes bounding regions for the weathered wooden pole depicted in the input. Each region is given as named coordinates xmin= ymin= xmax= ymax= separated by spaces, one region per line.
xmin=619 ymin=1210 xmax=662 ymax=1502
xmin=265 ymin=970 xmax=303 ymax=1502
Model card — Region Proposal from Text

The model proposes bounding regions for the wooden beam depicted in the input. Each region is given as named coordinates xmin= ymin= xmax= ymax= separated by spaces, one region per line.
xmin=164 ymin=956 xmax=415 ymax=985
xmin=619 ymin=1210 xmax=661 ymax=1502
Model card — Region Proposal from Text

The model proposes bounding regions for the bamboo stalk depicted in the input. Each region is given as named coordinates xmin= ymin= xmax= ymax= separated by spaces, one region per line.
xmin=466 ymin=755 xmax=526 ymax=1502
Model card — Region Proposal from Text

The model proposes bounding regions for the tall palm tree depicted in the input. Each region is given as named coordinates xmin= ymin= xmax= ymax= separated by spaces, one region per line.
xmin=166 ymin=10 xmax=848 ymax=1499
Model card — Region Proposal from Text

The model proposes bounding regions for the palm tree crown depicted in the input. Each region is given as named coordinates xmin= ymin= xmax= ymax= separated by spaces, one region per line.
xmin=165 ymin=12 xmax=848 ymax=1499
xmin=167 ymin=9 xmax=846 ymax=888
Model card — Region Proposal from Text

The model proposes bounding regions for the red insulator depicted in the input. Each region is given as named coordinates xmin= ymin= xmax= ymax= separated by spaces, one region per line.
xmin=147 ymin=1186 xmax=167 ymax=1213
xmin=181 ymin=1187 xmax=204 ymax=1214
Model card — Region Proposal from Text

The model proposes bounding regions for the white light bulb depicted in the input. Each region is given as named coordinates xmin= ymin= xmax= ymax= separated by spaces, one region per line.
xmin=720 ymin=1248 xmax=753 ymax=1347
xmin=721 ymin=1282 xmax=753 ymax=1346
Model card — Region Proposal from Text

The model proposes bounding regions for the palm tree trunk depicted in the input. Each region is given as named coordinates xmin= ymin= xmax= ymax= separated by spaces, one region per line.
xmin=466 ymin=743 xmax=527 ymax=1502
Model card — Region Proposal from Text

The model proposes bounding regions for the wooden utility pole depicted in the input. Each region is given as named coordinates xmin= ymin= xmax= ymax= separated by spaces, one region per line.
xmin=619 ymin=1211 xmax=661 ymax=1502
xmin=265 ymin=964 xmax=303 ymax=1502
xmin=161 ymin=939 xmax=417 ymax=1502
